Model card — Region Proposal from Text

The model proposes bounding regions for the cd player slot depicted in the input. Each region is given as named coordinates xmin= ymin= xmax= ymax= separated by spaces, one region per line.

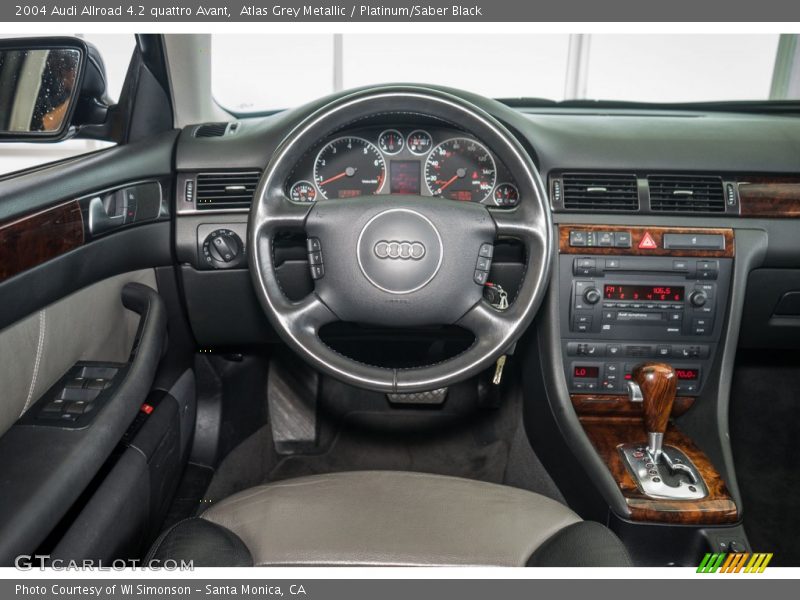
xmin=573 ymin=256 xmax=718 ymax=280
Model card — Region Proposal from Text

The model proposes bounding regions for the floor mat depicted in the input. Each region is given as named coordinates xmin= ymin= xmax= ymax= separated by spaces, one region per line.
xmin=203 ymin=376 xmax=565 ymax=508
xmin=270 ymin=411 xmax=510 ymax=483
xmin=731 ymin=354 xmax=800 ymax=566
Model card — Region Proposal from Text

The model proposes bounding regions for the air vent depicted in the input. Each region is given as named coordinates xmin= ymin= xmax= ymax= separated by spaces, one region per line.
xmin=194 ymin=122 xmax=229 ymax=138
xmin=196 ymin=172 xmax=260 ymax=210
xmin=648 ymin=175 xmax=725 ymax=213
xmin=561 ymin=173 xmax=639 ymax=211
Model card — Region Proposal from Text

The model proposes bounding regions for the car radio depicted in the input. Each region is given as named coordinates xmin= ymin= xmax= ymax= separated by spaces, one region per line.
xmin=558 ymin=253 xmax=733 ymax=396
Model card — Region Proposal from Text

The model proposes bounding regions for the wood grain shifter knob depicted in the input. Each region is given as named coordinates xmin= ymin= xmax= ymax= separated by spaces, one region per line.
xmin=632 ymin=362 xmax=677 ymax=461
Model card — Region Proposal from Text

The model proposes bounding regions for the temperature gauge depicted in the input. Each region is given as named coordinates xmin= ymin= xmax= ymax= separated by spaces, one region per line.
xmin=407 ymin=130 xmax=433 ymax=155
xmin=378 ymin=129 xmax=404 ymax=155
xmin=493 ymin=183 xmax=519 ymax=207
xmin=289 ymin=180 xmax=317 ymax=203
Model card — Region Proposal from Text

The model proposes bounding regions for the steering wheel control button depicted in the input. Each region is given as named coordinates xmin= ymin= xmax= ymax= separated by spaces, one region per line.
xmin=474 ymin=243 xmax=494 ymax=285
xmin=305 ymin=237 xmax=324 ymax=278
xmin=310 ymin=264 xmax=325 ymax=280
xmin=357 ymin=209 xmax=443 ymax=294
xmin=476 ymin=256 xmax=491 ymax=271
xmin=306 ymin=237 xmax=322 ymax=252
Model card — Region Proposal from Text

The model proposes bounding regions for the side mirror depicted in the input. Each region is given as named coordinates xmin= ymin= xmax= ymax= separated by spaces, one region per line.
xmin=0 ymin=37 xmax=110 ymax=142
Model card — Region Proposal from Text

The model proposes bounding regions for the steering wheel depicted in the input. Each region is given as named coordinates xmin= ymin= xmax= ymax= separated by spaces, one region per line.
xmin=248 ymin=86 xmax=552 ymax=393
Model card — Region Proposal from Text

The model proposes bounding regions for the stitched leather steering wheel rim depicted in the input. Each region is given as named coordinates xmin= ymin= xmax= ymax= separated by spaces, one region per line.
xmin=248 ymin=86 xmax=553 ymax=393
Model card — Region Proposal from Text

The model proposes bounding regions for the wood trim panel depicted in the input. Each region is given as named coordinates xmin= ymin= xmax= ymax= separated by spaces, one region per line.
xmin=581 ymin=417 xmax=738 ymax=525
xmin=571 ymin=394 xmax=694 ymax=418
xmin=0 ymin=201 xmax=84 ymax=283
xmin=738 ymin=177 xmax=800 ymax=218
xmin=559 ymin=225 xmax=734 ymax=258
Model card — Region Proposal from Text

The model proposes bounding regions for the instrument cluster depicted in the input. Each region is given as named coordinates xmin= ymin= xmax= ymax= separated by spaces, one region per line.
xmin=285 ymin=125 xmax=520 ymax=207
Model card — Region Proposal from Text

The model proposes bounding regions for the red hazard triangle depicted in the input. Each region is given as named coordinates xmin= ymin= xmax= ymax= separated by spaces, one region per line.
xmin=638 ymin=232 xmax=658 ymax=250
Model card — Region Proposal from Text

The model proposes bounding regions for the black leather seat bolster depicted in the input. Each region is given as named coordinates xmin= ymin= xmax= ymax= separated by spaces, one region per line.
xmin=526 ymin=521 xmax=632 ymax=567
xmin=146 ymin=518 xmax=253 ymax=567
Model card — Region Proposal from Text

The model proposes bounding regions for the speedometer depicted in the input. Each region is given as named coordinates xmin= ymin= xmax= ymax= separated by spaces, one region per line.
xmin=424 ymin=138 xmax=496 ymax=202
xmin=314 ymin=137 xmax=386 ymax=199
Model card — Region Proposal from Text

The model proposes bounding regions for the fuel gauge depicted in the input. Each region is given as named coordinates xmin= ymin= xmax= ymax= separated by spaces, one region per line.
xmin=407 ymin=130 xmax=433 ymax=155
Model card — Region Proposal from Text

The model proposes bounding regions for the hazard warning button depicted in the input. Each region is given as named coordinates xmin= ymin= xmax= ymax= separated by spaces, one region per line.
xmin=638 ymin=231 xmax=658 ymax=250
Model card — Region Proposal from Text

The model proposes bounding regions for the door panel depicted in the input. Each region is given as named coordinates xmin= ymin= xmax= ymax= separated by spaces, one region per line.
xmin=0 ymin=269 xmax=156 ymax=438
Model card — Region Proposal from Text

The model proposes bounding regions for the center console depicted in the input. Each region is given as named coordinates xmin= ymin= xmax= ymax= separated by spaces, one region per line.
xmin=559 ymin=231 xmax=733 ymax=396
xmin=556 ymin=224 xmax=740 ymax=529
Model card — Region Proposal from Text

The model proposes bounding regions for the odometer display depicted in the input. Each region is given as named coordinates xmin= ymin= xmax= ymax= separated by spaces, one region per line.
xmin=424 ymin=138 xmax=496 ymax=202
xmin=314 ymin=137 xmax=386 ymax=199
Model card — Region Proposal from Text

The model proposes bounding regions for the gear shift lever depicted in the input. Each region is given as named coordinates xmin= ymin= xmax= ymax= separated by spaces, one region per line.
xmin=621 ymin=361 xmax=707 ymax=500
xmin=632 ymin=362 xmax=676 ymax=463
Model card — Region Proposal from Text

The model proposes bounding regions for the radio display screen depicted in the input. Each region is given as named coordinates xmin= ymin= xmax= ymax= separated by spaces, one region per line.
xmin=573 ymin=366 xmax=600 ymax=379
xmin=603 ymin=284 xmax=684 ymax=302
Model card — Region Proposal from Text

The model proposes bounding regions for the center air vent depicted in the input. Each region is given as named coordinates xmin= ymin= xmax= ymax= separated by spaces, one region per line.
xmin=648 ymin=175 xmax=725 ymax=213
xmin=196 ymin=172 xmax=261 ymax=210
xmin=560 ymin=173 xmax=639 ymax=211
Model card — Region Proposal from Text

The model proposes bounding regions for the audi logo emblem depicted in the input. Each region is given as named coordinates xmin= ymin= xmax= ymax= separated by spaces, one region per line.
xmin=374 ymin=240 xmax=426 ymax=260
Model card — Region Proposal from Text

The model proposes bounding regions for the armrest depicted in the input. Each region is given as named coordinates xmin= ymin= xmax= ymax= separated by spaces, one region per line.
xmin=0 ymin=282 xmax=166 ymax=564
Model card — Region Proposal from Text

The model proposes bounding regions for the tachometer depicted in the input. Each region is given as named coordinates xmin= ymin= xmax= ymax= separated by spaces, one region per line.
xmin=314 ymin=137 xmax=386 ymax=199
xmin=424 ymin=138 xmax=496 ymax=202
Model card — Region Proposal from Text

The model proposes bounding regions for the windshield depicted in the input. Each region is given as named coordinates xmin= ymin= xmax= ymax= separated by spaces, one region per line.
xmin=211 ymin=33 xmax=788 ymax=113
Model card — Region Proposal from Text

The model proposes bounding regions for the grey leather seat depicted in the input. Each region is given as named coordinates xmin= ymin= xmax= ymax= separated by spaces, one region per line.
xmin=148 ymin=471 xmax=631 ymax=567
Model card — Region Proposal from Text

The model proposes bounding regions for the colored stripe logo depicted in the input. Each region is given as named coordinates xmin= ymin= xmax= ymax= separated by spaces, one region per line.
xmin=697 ymin=553 xmax=773 ymax=573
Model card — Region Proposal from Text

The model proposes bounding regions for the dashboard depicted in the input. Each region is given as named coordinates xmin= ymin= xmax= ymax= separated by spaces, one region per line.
xmin=284 ymin=125 xmax=520 ymax=207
